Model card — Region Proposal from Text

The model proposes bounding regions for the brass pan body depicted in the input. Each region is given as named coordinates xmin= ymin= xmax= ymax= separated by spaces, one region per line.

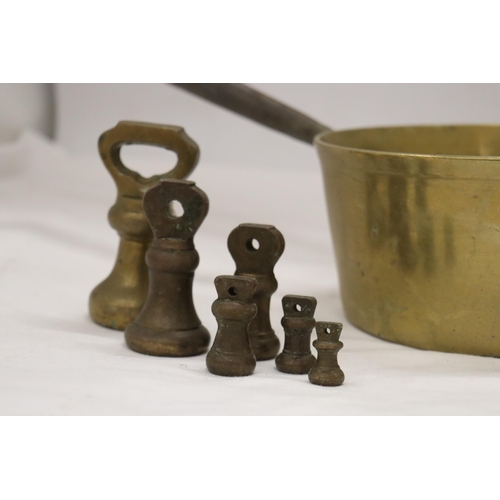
xmin=316 ymin=125 xmax=500 ymax=357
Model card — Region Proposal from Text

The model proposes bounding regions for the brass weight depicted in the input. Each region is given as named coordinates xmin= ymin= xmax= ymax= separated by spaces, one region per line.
xmin=308 ymin=322 xmax=345 ymax=387
xmin=206 ymin=275 xmax=258 ymax=376
xmin=276 ymin=295 xmax=317 ymax=375
xmin=125 ymin=179 xmax=210 ymax=357
xmin=228 ymin=224 xmax=285 ymax=360
xmin=89 ymin=121 xmax=199 ymax=330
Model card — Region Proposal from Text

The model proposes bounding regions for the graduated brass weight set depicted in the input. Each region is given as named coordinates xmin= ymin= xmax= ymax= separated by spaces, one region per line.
xmin=89 ymin=121 xmax=344 ymax=387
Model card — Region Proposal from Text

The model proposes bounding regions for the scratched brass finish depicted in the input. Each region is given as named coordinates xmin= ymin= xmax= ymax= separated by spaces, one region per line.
xmin=89 ymin=121 xmax=199 ymax=330
xmin=316 ymin=125 xmax=500 ymax=357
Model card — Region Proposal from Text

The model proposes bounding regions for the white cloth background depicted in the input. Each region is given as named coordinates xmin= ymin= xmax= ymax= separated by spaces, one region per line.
xmin=2 ymin=129 xmax=500 ymax=415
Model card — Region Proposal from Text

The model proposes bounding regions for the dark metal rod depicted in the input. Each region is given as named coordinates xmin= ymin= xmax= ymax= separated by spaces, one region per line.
xmin=170 ymin=83 xmax=332 ymax=145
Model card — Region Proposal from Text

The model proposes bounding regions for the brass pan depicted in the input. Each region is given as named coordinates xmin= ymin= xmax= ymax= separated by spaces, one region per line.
xmin=173 ymin=84 xmax=500 ymax=357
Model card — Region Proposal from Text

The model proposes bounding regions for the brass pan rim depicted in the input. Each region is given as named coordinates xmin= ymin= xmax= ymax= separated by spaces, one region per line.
xmin=315 ymin=124 xmax=500 ymax=161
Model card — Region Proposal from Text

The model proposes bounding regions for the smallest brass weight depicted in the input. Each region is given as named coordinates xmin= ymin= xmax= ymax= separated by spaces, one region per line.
xmin=308 ymin=322 xmax=345 ymax=387
xmin=276 ymin=295 xmax=317 ymax=375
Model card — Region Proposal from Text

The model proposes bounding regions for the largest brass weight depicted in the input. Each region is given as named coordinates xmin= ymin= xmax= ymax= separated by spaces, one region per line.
xmin=89 ymin=121 xmax=199 ymax=330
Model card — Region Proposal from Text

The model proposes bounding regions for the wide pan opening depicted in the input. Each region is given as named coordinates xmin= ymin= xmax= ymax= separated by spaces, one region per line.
xmin=317 ymin=125 xmax=500 ymax=158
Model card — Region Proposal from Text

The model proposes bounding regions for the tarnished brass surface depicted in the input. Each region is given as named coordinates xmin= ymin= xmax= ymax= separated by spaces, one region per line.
xmin=228 ymin=224 xmax=285 ymax=360
xmin=206 ymin=275 xmax=258 ymax=377
xmin=276 ymin=295 xmax=317 ymax=374
xmin=316 ymin=125 xmax=500 ymax=357
xmin=125 ymin=179 xmax=210 ymax=356
xmin=89 ymin=121 xmax=199 ymax=330
xmin=309 ymin=322 xmax=344 ymax=387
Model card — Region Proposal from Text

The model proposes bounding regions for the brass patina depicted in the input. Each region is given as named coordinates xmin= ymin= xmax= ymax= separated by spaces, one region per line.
xmin=316 ymin=125 xmax=500 ymax=357
xmin=276 ymin=295 xmax=317 ymax=375
xmin=309 ymin=322 xmax=344 ymax=387
xmin=206 ymin=275 xmax=258 ymax=377
xmin=228 ymin=224 xmax=285 ymax=360
xmin=89 ymin=121 xmax=199 ymax=330
xmin=125 ymin=179 xmax=210 ymax=357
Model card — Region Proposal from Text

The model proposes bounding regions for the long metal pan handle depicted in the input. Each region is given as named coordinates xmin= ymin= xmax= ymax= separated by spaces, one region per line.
xmin=170 ymin=83 xmax=332 ymax=145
